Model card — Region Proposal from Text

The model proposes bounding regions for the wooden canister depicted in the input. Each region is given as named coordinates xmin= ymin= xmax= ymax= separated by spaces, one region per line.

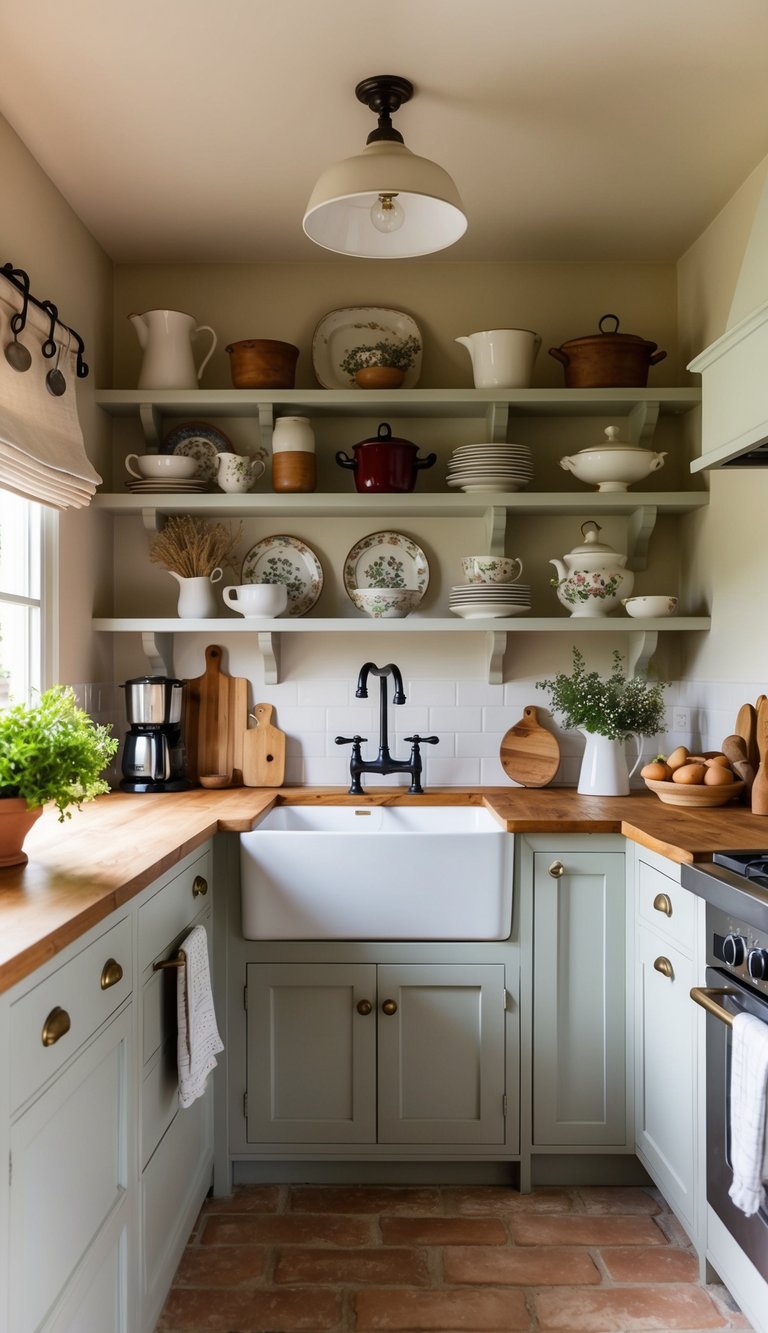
xmin=272 ymin=415 xmax=316 ymax=492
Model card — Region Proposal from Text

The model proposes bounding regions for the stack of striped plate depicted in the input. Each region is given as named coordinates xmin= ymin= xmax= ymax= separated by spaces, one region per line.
xmin=446 ymin=443 xmax=534 ymax=493
xmin=449 ymin=582 xmax=532 ymax=619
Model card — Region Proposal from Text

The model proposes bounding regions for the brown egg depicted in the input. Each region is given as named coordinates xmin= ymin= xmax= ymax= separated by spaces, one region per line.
xmin=667 ymin=746 xmax=690 ymax=771
xmin=705 ymin=754 xmax=732 ymax=769
xmin=672 ymin=762 xmax=707 ymax=784
xmin=641 ymin=761 xmax=672 ymax=781
xmin=704 ymin=764 xmax=735 ymax=786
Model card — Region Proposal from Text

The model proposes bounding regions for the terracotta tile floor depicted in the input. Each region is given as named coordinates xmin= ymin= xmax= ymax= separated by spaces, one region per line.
xmin=155 ymin=1184 xmax=755 ymax=1333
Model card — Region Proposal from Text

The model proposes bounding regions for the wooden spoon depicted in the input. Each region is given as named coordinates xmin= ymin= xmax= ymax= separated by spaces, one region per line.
xmin=735 ymin=702 xmax=759 ymax=771
xmin=750 ymin=699 xmax=768 ymax=815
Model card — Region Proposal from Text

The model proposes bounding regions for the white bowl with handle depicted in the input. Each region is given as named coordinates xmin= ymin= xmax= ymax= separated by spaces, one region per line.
xmin=559 ymin=426 xmax=666 ymax=492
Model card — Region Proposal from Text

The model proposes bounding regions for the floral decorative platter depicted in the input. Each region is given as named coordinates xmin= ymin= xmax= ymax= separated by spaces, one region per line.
xmin=312 ymin=307 xmax=422 ymax=389
xmin=241 ymin=534 xmax=323 ymax=617
xmin=161 ymin=421 xmax=233 ymax=486
xmin=343 ymin=531 xmax=429 ymax=602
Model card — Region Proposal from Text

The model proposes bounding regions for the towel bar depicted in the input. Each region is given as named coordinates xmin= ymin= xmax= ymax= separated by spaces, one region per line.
xmin=153 ymin=948 xmax=187 ymax=972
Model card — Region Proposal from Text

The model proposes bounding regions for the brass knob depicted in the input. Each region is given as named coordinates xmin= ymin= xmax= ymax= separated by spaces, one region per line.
xmin=42 ymin=1006 xmax=71 ymax=1047
xmin=100 ymin=958 xmax=123 ymax=990
xmin=382 ymin=999 xmax=398 ymax=1016
xmin=654 ymin=956 xmax=674 ymax=980
xmin=653 ymin=893 xmax=673 ymax=917
xmin=192 ymin=875 xmax=208 ymax=898
xmin=548 ymin=861 xmax=565 ymax=879
xmin=356 ymin=999 xmax=373 ymax=1016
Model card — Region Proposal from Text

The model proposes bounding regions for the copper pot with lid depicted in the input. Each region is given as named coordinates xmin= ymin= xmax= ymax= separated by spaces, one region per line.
xmin=549 ymin=314 xmax=667 ymax=388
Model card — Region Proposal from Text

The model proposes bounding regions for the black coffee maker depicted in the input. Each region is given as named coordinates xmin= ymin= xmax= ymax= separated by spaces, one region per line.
xmin=120 ymin=676 xmax=189 ymax=792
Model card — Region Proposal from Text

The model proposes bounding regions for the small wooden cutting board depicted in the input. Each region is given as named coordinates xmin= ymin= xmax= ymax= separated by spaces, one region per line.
xmin=182 ymin=644 xmax=248 ymax=786
xmin=500 ymin=705 xmax=560 ymax=787
xmin=243 ymin=703 xmax=286 ymax=787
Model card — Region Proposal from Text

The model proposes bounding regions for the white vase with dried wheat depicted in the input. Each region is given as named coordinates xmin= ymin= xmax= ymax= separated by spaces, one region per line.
xmin=149 ymin=515 xmax=240 ymax=619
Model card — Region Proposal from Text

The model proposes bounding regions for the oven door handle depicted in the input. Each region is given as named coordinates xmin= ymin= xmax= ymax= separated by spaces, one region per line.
xmin=690 ymin=986 xmax=739 ymax=1027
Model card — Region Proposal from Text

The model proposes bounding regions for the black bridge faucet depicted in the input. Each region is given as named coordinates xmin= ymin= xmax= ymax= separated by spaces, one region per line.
xmin=335 ymin=661 xmax=439 ymax=795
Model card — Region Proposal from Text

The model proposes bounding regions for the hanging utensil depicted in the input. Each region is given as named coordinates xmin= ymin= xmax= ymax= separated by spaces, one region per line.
xmin=4 ymin=277 xmax=31 ymax=372
xmin=45 ymin=328 xmax=69 ymax=397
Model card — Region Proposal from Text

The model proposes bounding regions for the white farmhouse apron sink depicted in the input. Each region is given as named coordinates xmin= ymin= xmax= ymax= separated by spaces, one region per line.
xmin=240 ymin=805 xmax=513 ymax=940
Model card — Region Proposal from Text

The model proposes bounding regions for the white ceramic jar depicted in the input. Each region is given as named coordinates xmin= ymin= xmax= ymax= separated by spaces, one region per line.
xmin=272 ymin=415 xmax=316 ymax=492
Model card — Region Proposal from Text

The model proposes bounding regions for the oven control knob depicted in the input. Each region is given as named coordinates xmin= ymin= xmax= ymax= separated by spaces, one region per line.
xmin=747 ymin=948 xmax=768 ymax=982
xmin=723 ymin=934 xmax=747 ymax=967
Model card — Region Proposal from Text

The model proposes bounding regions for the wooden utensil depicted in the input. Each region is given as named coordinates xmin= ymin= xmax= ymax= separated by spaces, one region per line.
xmin=242 ymin=703 xmax=286 ymax=787
xmin=182 ymin=644 xmax=248 ymax=786
xmin=499 ymin=705 xmax=560 ymax=787
xmin=735 ymin=702 xmax=759 ymax=771
xmin=752 ymin=698 xmax=768 ymax=816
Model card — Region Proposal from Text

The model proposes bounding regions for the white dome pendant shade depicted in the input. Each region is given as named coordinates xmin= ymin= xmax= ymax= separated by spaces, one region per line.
xmin=302 ymin=75 xmax=467 ymax=259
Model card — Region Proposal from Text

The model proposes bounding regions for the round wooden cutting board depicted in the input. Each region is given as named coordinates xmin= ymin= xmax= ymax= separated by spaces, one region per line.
xmin=499 ymin=705 xmax=561 ymax=787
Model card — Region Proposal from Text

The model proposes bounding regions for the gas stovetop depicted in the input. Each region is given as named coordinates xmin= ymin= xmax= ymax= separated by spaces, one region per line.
xmin=681 ymin=850 xmax=768 ymax=933
xmin=712 ymin=850 xmax=768 ymax=886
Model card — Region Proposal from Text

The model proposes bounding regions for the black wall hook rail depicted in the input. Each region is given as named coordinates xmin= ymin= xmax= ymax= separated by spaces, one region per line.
xmin=0 ymin=263 xmax=89 ymax=378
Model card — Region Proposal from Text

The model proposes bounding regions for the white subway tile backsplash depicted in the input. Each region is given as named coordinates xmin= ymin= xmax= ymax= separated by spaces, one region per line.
xmin=456 ymin=731 xmax=506 ymax=758
xmin=273 ymin=704 xmax=327 ymax=732
xmin=429 ymin=705 xmax=482 ymax=732
xmin=480 ymin=757 xmax=513 ymax=785
xmin=297 ymin=681 xmax=350 ymax=706
xmin=426 ymin=756 xmax=481 ymax=786
xmin=456 ymin=681 xmax=505 ymax=706
xmin=326 ymin=705 xmax=375 ymax=733
xmin=406 ymin=680 xmax=456 ymax=706
xmin=480 ymin=705 xmax=515 ymax=734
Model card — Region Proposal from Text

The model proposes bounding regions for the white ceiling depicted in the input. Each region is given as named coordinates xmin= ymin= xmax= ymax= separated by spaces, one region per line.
xmin=2 ymin=0 xmax=768 ymax=265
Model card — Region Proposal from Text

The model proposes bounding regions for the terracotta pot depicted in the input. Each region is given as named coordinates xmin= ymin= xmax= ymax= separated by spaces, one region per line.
xmin=225 ymin=339 xmax=299 ymax=389
xmin=0 ymin=798 xmax=43 ymax=869
xmin=549 ymin=314 xmax=666 ymax=388
xmin=354 ymin=366 xmax=406 ymax=390
xmin=335 ymin=422 xmax=436 ymax=493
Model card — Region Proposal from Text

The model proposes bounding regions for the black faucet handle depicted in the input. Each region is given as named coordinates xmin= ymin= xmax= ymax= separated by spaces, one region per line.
xmin=404 ymin=734 xmax=440 ymax=745
xmin=335 ymin=734 xmax=368 ymax=746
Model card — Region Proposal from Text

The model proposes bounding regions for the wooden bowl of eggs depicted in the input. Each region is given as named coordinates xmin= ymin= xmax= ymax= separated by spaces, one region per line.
xmin=642 ymin=746 xmax=745 ymax=806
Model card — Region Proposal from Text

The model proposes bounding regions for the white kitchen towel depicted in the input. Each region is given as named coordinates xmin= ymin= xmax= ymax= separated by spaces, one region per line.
xmin=728 ymin=1010 xmax=768 ymax=1216
xmin=176 ymin=924 xmax=224 ymax=1109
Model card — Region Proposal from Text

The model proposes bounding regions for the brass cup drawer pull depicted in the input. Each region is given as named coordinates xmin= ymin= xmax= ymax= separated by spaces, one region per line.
xmin=653 ymin=892 xmax=673 ymax=917
xmin=356 ymin=999 xmax=373 ymax=1016
xmin=42 ymin=1006 xmax=71 ymax=1047
xmin=548 ymin=861 xmax=565 ymax=879
xmin=192 ymin=875 xmax=208 ymax=898
xmin=382 ymin=999 xmax=398 ymax=1016
xmin=100 ymin=958 xmax=123 ymax=990
xmin=654 ymin=956 xmax=674 ymax=980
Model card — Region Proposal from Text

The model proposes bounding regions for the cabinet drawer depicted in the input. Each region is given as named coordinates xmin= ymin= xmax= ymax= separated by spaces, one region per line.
xmin=10 ymin=915 xmax=132 ymax=1112
xmin=138 ymin=849 xmax=212 ymax=973
xmin=637 ymin=858 xmax=694 ymax=953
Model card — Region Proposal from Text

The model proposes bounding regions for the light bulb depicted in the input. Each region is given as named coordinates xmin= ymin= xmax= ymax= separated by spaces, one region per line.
xmin=370 ymin=193 xmax=405 ymax=234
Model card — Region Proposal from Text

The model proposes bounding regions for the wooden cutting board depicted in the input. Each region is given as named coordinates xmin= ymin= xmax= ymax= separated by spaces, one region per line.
xmin=735 ymin=701 xmax=759 ymax=771
xmin=751 ymin=697 xmax=768 ymax=816
xmin=182 ymin=644 xmax=248 ymax=786
xmin=499 ymin=705 xmax=560 ymax=787
xmin=242 ymin=703 xmax=286 ymax=787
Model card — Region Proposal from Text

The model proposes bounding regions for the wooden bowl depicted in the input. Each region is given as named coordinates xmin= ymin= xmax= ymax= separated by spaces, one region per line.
xmin=198 ymin=773 xmax=232 ymax=789
xmin=643 ymin=777 xmax=745 ymax=807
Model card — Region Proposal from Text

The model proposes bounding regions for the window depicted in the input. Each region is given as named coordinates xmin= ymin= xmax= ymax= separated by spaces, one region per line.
xmin=0 ymin=490 xmax=53 ymax=703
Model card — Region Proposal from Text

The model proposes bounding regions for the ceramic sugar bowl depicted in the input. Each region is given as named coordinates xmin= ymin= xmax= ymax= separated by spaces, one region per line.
xmin=549 ymin=520 xmax=634 ymax=616
xmin=559 ymin=425 xmax=667 ymax=492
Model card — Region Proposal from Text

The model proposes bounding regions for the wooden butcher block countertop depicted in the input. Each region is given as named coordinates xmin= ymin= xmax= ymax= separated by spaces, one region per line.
xmin=2 ymin=784 xmax=768 ymax=994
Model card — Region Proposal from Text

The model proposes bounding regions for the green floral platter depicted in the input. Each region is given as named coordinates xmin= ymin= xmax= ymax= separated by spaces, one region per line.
xmin=241 ymin=534 xmax=323 ymax=617
xmin=343 ymin=530 xmax=429 ymax=603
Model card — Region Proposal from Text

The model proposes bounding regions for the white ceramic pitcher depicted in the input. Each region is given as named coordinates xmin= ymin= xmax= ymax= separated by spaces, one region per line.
xmin=577 ymin=729 xmax=643 ymax=797
xmin=455 ymin=328 xmax=541 ymax=388
xmin=129 ymin=309 xmax=217 ymax=389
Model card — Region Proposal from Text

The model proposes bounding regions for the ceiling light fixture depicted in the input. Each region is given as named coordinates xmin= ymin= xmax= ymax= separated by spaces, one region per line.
xmin=302 ymin=74 xmax=467 ymax=259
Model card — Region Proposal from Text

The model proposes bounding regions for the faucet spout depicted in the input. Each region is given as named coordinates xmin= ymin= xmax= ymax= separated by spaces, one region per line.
xmin=336 ymin=661 xmax=438 ymax=794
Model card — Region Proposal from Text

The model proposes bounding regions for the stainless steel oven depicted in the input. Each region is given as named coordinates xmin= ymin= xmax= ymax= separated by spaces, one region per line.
xmin=684 ymin=852 xmax=768 ymax=1283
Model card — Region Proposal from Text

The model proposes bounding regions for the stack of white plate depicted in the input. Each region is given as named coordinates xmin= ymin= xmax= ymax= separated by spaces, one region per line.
xmin=125 ymin=479 xmax=208 ymax=494
xmin=449 ymin=583 xmax=532 ymax=619
xmin=446 ymin=443 xmax=534 ymax=493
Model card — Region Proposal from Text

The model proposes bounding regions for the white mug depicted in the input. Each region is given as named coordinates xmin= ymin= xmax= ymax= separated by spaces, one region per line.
xmin=222 ymin=582 xmax=288 ymax=618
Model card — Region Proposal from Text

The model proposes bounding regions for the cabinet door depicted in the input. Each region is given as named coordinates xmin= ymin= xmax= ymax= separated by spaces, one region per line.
xmin=532 ymin=851 xmax=627 ymax=1146
xmin=635 ymin=923 xmax=696 ymax=1231
xmin=245 ymin=963 xmax=376 ymax=1143
xmin=377 ymin=964 xmax=506 ymax=1145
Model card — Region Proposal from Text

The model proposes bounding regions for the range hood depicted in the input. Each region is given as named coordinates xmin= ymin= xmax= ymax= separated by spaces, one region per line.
xmin=688 ymin=163 xmax=768 ymax=470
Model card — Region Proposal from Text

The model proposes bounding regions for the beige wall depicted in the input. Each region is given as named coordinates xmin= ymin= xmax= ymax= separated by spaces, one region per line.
xmin=0 ymin=115 xmax=114 ymax=686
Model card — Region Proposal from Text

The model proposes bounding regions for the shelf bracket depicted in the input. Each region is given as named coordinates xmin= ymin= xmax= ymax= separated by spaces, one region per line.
xmin=140 ymin=505 xmax=162 ymax=535
xmin=484 ymin=505 xmax=507 ymax=557
xmin=628 ymin=400 xmax=660 ymax=447
xmin=258 ymin=631 xmax=279 ymax=685
xmin=485 ymin=401 xmax=509 ymax=444
xmin=626 ymin=505 xmax=657 ymax=571
xmin=627 ymin=630 xmax=658 ymax=677
xmin=139 ymin=403 xmax=162 ymax=450
xmin=258 ymin=403 xmax=275 ymax=453
xmin=486 ymin=631 xmax=507 ymax=685
xmin=140 ymin=631 xmax=173 ymax=675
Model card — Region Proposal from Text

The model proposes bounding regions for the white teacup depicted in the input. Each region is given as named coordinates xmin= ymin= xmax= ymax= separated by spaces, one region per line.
xmin=461 ymin=555 xmax=523 ymax=584
xmin=125 ymin=453 xmax=198 ymax=480
xmin=222 ymin=582 xmax=288 ymax=618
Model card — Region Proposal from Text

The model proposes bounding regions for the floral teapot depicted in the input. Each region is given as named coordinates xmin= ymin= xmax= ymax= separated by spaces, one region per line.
xmin=549 ymin=520 xmax=634 ymax=617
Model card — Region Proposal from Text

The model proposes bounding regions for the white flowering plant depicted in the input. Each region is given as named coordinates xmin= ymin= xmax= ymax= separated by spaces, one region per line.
xmin=537 ymin=648 xmax=667 ymax=740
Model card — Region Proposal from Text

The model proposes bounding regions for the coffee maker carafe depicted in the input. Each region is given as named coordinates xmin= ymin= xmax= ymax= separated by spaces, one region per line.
xmin=120 ymin=675 xmax=189 ymax=792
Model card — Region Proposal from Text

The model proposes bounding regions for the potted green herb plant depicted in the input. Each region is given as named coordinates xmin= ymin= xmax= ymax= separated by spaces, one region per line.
xmin=537 ymin=647 xmax=667 ymax=795
xmin=0 ymin=685 xmax=118 ymax=867
xmin=339 ymin=335 xmax=421 ymax=389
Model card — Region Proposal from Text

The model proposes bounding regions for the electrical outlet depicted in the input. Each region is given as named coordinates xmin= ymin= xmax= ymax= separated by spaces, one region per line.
xmin=672 ymin=707 xmax=690 ymax=731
